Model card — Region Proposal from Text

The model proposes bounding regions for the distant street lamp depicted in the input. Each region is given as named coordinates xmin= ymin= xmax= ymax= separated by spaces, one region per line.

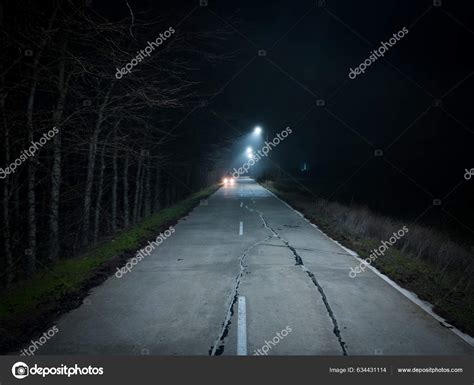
xmin=246 ymin=146 xmax=253 ymax=154
xmin=253 ymin=126 xmax=262 ymax=135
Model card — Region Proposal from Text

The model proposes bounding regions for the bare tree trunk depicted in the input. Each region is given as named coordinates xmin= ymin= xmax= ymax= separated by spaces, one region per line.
xmin=142 ymin=151 xmax=149 ymax=217
xmin=186 ymin=166 xmax=192 ymax=191
xmin=13 ymin=174 xmax=19 ymax=223
xmin=123 ymin=153 xmax=130 ymax=228
xmin=81 ymin=87 xmax=111 ymax=247
xmin=165 ymin=179 xmax=172 ymax=207
xmin=144 ymin=160 xmax=151 ymax=217
xmin=25 ymin=6 xmax=58 ymax=274
xmin=153 ymin=167 xmax=161 ymax=213
xmin=201 ymin=168 xmax=206 ymax=188
xmin=26 ymin=74 xmax=38 ymax=276
xmin=81 ymin=129 xmax=98 ymax=247
xmin=49 ymin=41 xmax=69 ymax=263
xmin=132 ymin=151 xmax=144 ymax=224
xmin=49 ymin=126 xmax=62 ymax=262
xmin=138 ymin=166 xmax=144 ymax=219
xmin=1 ymin=89 xmax=12 ymax=286
xmin=93 ymin=141 xmax=107 ymax=243
xmin=111 ymin=124 xmax=118 ymax=232
xmin=172 ymin=183 xmax=177 ymax=205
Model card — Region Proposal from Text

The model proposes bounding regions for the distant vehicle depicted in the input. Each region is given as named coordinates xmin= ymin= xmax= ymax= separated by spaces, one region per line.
xmin=222 ymin=176 xmax=235 ymax=184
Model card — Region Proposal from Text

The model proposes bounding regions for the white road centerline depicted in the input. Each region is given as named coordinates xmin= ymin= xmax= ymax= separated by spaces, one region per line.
xmin=237 ymin=296 xmax=247 ymax=355
xmin=239 ymin=221 xmax=243 ymax=236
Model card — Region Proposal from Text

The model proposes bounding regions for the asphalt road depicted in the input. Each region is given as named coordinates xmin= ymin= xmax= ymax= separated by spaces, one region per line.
xmin=37 ymin=177 xmax=473 ymax=355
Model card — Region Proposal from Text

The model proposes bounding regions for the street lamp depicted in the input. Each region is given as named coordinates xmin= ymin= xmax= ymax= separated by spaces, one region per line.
xmin=246 ymin=146 xmax=253 ymax=154
xmin=253 ymin=126 xmax=262 ymax=135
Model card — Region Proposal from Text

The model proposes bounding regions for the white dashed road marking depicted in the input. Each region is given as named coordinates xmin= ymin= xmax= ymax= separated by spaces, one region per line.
xmin=237 ymin=296 xmax=247 ymax=355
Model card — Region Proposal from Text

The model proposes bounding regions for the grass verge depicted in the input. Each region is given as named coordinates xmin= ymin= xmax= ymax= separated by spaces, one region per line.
xmin=0 ymin=184 xmax=219 ymax=354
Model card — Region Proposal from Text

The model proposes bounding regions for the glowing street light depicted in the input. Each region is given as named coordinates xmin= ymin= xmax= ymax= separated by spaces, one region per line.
xmin=246 ymin=146 xmax=253 ymax=154
xmin=253 ymin=126 xmax=262 ymax=135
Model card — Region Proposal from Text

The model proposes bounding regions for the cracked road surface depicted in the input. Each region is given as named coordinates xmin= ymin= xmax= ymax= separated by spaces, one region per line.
xmin=39 ymin=177 xmax=473 ymax=355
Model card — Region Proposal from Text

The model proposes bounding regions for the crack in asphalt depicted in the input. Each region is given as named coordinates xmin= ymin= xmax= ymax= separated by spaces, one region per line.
xmin=209 ymin=234 xmax=273 ymax=356
xmin=262 ymin=243 xmax=352 ymax=256
xmin=245 ymin=204 xmax=349 ymax=356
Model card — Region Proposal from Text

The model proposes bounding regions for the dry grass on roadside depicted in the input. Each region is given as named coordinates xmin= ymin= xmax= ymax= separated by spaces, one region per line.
xmin=310 ymin=198 xmax=474 ymax=281
xmin=265 ymin=180 xmax=474 ymax=281
xmin=263 ymin=179 xmax=474 ymax=335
